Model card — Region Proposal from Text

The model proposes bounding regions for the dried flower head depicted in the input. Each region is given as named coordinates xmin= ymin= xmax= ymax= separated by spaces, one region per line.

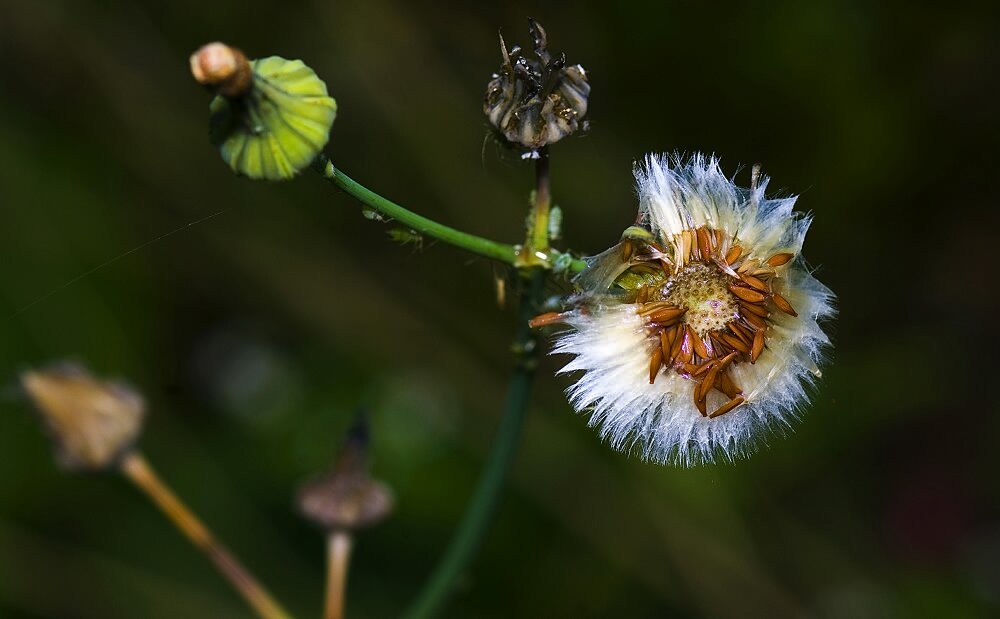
xmin=297 ymin=417 xmax=393 ymax=532
xmin=21 ymin=362 xmax=146 ymax=472
xmin=550 ymin=154 xmax=835 ymax=465
xmin=484 ymin=19 xmax=590 ymax=155
xmin=192 ymin=42 xmax=338 ymax=181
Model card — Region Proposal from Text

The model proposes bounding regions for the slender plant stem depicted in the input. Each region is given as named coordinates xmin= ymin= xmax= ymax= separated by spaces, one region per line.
xmin=313 ymin=156 xmax=517 ymax=264
xmin=119 ymin=452 xmax=294 ymax=619
xmin=312 ymin=155 xmax=587 ymax=273
xmin=402 ymin=270 xmax=544 ymax=619
xmin=402 ymin=148 xmax=553 ymax=618
xmin=324 ymin=532 xmax=353 ymax=619
xmin=528 ymin=148 xmax=551 ymax=254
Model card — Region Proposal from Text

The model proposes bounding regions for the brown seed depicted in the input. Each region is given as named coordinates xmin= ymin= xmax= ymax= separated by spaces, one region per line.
xmin=717 ymin=350 xmax=740 ymax=370
xmin=728 ymin=283 xmax=767 ymax=303
xmin=636 ymin=285 xmax=649 ymax=304
xmin=710 ymin=331 xmax=732 ymax=354
xmin=771 ymin=292 xmax=799 ymax=317
xmin=660 ymin=259 xmax=673 ymax=274
xmin=751 ymin=328 xmax=765 ymax=363
xmin=739 ymin=300 xmax=770 ymax=317
xmin=649 ymin=241 xmax=666 ymax=253
xmin=716 ymin=372 xmax=743 ymax=398
xmin=528 ymin=312 xmax=568 ymax=328
xmin=669 ymin=325 xmax=685 ymax=362
xmin=622 ymin=239 xmax=634 ymax=262
xmin=742 ymin=274 xmax=769 ymax=292
xmin=720 ymin=333 xmax=749 ymax=354
xmin=702 ymin=363 xmax=722 ymax=398
xmin=767 ymin=252 xmax=794 ymax=267
xmin=725 ymin=245 xmax=742 ymax=265
xmin=683 ymin=230 xmax=694 ymax=264
xmin=647 ymin=307 xmax=687 ymax=323
xmin=743 ymin=310 xmax=768 ymax=330
xmin=709 ymin=396 xmax=745 ymax=419
xmin=649 ymin=347 xmax=663 ymax=384
xmin=693 ymin=362 xmax=712 ymax=377
xmin=637 ymin=301 xmax=673 ymax=316
xmin=659 ymin=328 xmax=673 ymax=360
xmin=694 ymin=390 xmax=708 ymax=416
xmin=682 ymin=363 xmax=701 ymax=375
xmin=697 ymin=227 xmax=713 ymax=261
xmin=678 ymin=330 xmax=694 ymax=364
xmin=689 ymin=326 xmax=710 ymax=359
xmin=729 ymin=321 xmax=753 ymax=343
xmin=714 ymin=229 xmax=725 ymax=248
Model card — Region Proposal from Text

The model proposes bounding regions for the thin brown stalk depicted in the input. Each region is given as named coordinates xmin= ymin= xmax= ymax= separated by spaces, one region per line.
xmin=119 ymin=452 xmax=293 ymax=619
xmin=324 ymin=532 xmax=353 ymax=619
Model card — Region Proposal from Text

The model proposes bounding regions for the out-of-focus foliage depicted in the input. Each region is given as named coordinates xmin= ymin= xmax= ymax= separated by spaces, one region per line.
xmin=0 ymin=1 xmax=997 ymax=618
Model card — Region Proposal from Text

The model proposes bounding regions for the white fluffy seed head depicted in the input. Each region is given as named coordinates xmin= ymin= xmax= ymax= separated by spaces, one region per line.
xmin=554 ymin=153 xmax=835 ymax=466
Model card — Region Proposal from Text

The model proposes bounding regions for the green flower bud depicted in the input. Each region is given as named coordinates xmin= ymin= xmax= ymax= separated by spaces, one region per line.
xmin=193 ymin=43 xmax=338 ymax=181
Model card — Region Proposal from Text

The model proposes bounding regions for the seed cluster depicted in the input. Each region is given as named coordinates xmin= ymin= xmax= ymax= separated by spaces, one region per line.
xmin=662 ymin=263 xmax=739 ymax=336
xmin=622 ymin=226 xmax=798 ymax=419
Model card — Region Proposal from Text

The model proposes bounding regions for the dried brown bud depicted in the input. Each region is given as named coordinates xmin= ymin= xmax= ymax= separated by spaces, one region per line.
xmin=297 ymin=416 xmax=393 ymax=532
xmin=190 ymin=42 xmax=253 ymax=98
xmin=484 ymin=19 xmax=590 ymax=153
xmin=21 ymin=363 xmax=145 ymax=472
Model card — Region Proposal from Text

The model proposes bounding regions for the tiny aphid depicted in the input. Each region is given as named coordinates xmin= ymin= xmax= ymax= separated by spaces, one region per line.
xmin=387 ymin=227 xmax=424 ymax=251
xmin=548 ymin=205 xmax=563 ymax=241
xmin=362 ymin=207 xmax=389 ymax=223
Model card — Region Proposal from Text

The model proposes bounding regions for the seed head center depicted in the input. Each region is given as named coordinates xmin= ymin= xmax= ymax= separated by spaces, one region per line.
xmin=661 ymin=263 xmax=739 ymax=337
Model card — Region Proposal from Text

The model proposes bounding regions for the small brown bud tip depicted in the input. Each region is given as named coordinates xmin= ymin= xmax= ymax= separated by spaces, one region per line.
xmin=21 ymin=363 xmax=146 ymax=472
xmin=190 ymin=42 xmax=253 ymax=98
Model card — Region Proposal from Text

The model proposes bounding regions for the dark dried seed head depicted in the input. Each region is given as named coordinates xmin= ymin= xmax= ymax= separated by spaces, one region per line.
xmin=484 ymin=19 xmax=590 ymax=153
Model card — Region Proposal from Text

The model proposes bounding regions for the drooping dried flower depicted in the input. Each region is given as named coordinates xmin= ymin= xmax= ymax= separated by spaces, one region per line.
xmin=21 ymin=362 xmax=146 ymax=472
xmin=549 ymin=154 xmax=835 ymax=465
xmin=191 ymin=42 xmax=338 ymax=181
xmin=297 ymin=416 xmax=393 ymax=532
xmin=484 ymin=19 xmax=590 ymax=155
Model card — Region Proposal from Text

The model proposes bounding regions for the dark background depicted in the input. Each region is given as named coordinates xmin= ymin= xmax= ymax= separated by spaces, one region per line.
xmin=1 ymin=1 xmax=998 ymax=617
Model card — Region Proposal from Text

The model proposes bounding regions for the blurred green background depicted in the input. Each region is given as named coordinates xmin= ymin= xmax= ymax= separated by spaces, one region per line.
xmin=1 ymin=1 xmax=997 ymax=617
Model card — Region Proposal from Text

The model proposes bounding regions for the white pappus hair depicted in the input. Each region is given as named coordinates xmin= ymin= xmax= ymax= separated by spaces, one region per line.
xmin=552 ymin=153 xmax=836 ymax=466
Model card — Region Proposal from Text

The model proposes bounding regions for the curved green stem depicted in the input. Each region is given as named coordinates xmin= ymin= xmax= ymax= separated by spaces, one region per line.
xmin=312 ymin=156 xmax=587 ymax=274
xmin=402 ymin=269 xmax=545 ymax=619
xmin=313 ymin=156 xmax=516 ymax=264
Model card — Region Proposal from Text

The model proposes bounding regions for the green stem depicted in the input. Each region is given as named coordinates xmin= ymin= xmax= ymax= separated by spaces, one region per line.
xmin=528 ymin=147 xmax=551 ymax=254
xmin=312 ymin=156 xmax=587 ymax=274
xmin=402 ymin=269 xmax=544 ymax=619
xmin=313 ymin=156 xmax=516 ymax=264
